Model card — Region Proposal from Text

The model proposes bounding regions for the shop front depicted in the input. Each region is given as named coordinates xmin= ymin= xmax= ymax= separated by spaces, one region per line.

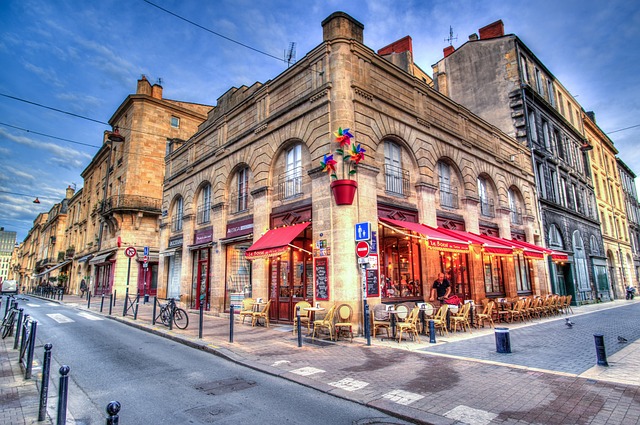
xmin=89 ymin=251 xmax=116 ymax=295
xmin=188 ymin=227 xmax=214 ymax=310
xmin=165 ymin=235 xmax=183 ymax=300
xmin=222 ymin=217 xmax=254 ymax=313
xmin=136 ymin=252 xmax=158 ymax=298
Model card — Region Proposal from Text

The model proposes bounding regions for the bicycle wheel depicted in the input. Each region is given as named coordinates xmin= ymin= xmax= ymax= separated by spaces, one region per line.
xmin=173 ymin=308 xmax=189 ymax=329
xmin=160 ymin=308 xmax=171 ymax=327
xmin=1 ymin=313 xmax=14 ymax=339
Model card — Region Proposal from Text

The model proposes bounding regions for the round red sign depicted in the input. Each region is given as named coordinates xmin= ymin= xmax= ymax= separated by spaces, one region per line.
xmin=355 ymin=241 xmax=370 ymax=258
xmin=125 ymin=246 xmax=137 ymax=258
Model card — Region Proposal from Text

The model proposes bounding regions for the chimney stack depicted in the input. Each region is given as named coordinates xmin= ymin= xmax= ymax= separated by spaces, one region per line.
xmin=137 ymin=75 xmax=152 ymax=96
xmin=66 ymin=185 xmax=75 ymax=199
xmin=586 ymin=111 xmax=596 ymax=123
xmin=321 ymin=12 xmax=364 ymax=44
xmin=469 ymin=33 xmax=479 ymax=41
xmin=443 ymin=45 xmax=455 ymax=58
xmin=479 ymin=20 xmax=504 ymax=40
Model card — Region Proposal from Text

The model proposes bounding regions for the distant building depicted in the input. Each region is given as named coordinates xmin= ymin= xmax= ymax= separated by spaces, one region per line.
xmin=0 ymin=227 xmax=17 ymax=283
xmin=617 ymin=159 xmax=640 ymax=285
xmin=432 ymin=20 xmax=608 ymax=303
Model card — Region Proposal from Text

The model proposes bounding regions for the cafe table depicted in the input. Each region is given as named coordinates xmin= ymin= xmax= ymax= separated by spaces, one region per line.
xmin=303 ymin=306 xmax=325 ymax=335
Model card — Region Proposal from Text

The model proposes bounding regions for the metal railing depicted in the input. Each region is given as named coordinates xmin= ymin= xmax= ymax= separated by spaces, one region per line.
xmin=480 ymin=198 xmax=495 ymax=218
xmin=171 ymin=214 xmax=183 ymax=232
xmin=277 ymin=167 xmax=304 ymax=200
xmin=510 ymin=208 xmax=523 ymax=224
xmin=196 ymin=204 xmax=211 ymax=225
xmin=384 ymin=164 xmax=409 ymax=196
xmin=103 ymin=194 xmax=162 ymax=214
xmin=439 ymin=183 xmax=459 ymax=209
xmin=230 ymin=191 xmax=251 ymax=214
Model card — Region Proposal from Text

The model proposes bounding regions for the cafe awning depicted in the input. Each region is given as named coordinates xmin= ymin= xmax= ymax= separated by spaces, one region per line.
xmin=482 ymin=235 xmax=547 ymax=259
xmin=436 ymin=228 xmax=514 ymax=256
xmin=245 ymin=222 xmax=311 ymax=260
xmin=89 ymin=250 xmax=116 ymax=265
xmin=550 ymin=251 xmax=569 ymax=261
xmin=76 ymin=254 xmax=93 ymax=263
xmin=34 ymin=260 xmax=72 ymax=277
xmin=379 ymin=218 xmax=470 ymax=252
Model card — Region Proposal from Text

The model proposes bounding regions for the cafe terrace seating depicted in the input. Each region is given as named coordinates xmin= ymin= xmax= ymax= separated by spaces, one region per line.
xmin=238 ymin=298 xmax=255 ymax=324
xmin=292 ymin=300 xmax=312 ymax=334
xmin=451 ymin=302 xmax=472 ymax=333
xmin=561 ymin=295 xmax=574 ymax=314
xmin=476 ymin=301 xmax=495 ymax=328
xmin=396 ymin=307 xmax=421 ymax=343
xmin=372 ymin=304 xmax=391 ymax=338
xmin=251 ymin=299 xmax=272 ymax=327
xmin=334 ymin=304 xmax=354 ymax=342
xmin=312 ymin=304 xmax=337 ymax=341
xmin=431 ymin=304 xmax=449 ymax=337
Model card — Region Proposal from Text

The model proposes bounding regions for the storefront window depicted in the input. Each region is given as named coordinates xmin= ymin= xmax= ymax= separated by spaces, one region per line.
xmin=514 ymin=254 xmax=532 ymax=293
xmin=380 ymin=227 xmax=422 ymax=300
xmin=483 ymin=255 xmax=505 ymax=295
xmin=439 ymin=251 xmax=470 ymax=299
xmin=225 ymin=244 xmax=251 ymax=311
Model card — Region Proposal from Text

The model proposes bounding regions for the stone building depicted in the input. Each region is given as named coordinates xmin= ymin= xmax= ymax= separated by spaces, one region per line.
xmin=0 ymin=227 xmax=17 ymax=284
xmin=617 ymin=159 xmax=640 ymax=285
xmin=61 ymin=76 xmax=211 ymax=296
xmin=584 ymin=112 xmax=634 ymax=298
xmin=160 ymin=11 xmax=546 ymax=328
xmin=432 ymin=20 xmax=607 ymax=304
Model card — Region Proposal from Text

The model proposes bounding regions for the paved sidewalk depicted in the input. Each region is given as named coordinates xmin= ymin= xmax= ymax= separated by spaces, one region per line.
xmin=4 ymin=294 xmax=640 ymax=424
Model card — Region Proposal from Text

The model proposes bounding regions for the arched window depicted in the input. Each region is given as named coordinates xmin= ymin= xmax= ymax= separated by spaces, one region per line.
xmin=548 ymin=224 xmax=563 ymax=249
xmin=236 ymin=167 xmax=249 ymax=212
xmin=384 ymin=141 xmax=405 ymax=195
xmin=438 ymin=161 xmax=458 ymax=208
xmin=477 ymin=176 xmax=494 ymax=217
xmin=590 ymin=235 xmax=600 ymax=256
xmin=197 ymin=184 xmax=211 ymax=224
xmin=508 ymin=187 xmax=522 ymax=224
xmin=283 ymin=144 xmax=302 ymax=198
xmin=172 ymin=196 xmax=183 ymax=232
xmin=572 ymin=230 xmax=590 ymax=292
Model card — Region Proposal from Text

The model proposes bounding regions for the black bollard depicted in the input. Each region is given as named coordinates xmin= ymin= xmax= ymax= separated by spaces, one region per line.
xmin=152 ymin=298 xmax=157 ymax=325
xmin=495 ymin=327 xmax=511 ymax=353
xmin=229 ymin=305 xmax=235 ymax=343
xmin=106 ymin=401 xmax=121 ymax=425
xmin=420 ymin=308 xmax=427 ymax=335
xmin=24 ymin=320 xmax=37 ymax=379
xmin=38 ymin=344 xmax=52 ymax=421
xmin=87 ymin=292 xmax=91 ymax=309
xmin=109 ymin=294 xmax=113 ymax=315
xmin=100 ymin=293 xmax=105 ymax=313
xmin=134 ymin=296 xmax=139 ymax=320
xmin=14 ymin=308 xmax=24 ymax=349
xmin=429 ymin=320 xmax=436 ymax=343
xmin=594 ymin=334 xmax=609 ymax=366
xmin=113 ymin=290 xmax=117 ymax=307
xmin=469 ymin=303 xmax=475 ymax=328
xmin=296 ymin=306 xmax=302 ymax=347
xmin=122 ymin=288 xmax=129 ymax=316
xmin=364 ymin=302 xmax=371 ymax=346
xmin=56 ymin=365 xmax=70 ymax=425
xmin=198 ymin=302 xmax=204 ymax=339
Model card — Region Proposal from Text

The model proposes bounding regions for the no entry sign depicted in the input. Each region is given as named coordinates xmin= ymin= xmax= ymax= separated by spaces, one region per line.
xmin=355 ymin=241 xmax=370 ymax=258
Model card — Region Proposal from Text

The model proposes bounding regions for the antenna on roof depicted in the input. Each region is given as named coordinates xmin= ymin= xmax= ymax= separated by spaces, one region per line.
xmin=445 ymin=26 xmax=458 ymax=46
xmin=285 ymin=42 xmax=296 ymax=68
xmin=157 ymin=77 xmax=163 ymax=86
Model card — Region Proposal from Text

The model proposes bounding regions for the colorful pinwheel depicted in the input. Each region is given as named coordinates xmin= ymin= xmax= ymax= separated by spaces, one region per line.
xmin=321 ymin=153 xmax=337 ymax=175
xmin=334 ymin=127 xmax=353 ymax=148
xmin=349 ymin=143 xmax=366 ymax=165
xmin=320 ymin=127 xmax=364 ymax=180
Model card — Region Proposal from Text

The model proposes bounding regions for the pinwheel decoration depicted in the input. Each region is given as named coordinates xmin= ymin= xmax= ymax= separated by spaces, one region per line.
xmin=320 ymin=127 xmax=365 ymax=180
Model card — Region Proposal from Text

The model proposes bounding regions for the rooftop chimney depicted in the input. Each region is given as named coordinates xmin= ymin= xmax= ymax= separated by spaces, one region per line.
xmin=479 ymin=20 xmax=504 ymax=40
xmin=586 ymin=111 xmax=596 ymax=124
xmin=322 ymin=11 xmax=364 ymax=44
xmin=137 ymin=75 xmax=152 ymax=96
xmin=468 ymin=33 xmax=479 ymax=41
xmin=443 ymin=45 xmax=455 ymax=58
xmin=377 ymin=36 xmax=413 ymax=56
xmin=66 ymin=185 xmax=75 ymax=199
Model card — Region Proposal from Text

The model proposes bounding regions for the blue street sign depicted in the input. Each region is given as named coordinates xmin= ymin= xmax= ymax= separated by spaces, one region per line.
xmin=144 ymin=246 xmax=149 ymax=256
xmin=355 ymin=222 xmax=371 ymax=241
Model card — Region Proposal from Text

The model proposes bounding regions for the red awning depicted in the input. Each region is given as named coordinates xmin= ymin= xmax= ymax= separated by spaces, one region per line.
xmin=481 ymin=235 xmax=547 ymax=259
xmin=379 ymin=217 xmax=470 ymax=252
xmin=245 ymin=222 xmax=310 ymax=260
xmin=551 ymin=251 xmax=569 ymax=261
xmin=437 ymin=228 xmax=514 ymax=256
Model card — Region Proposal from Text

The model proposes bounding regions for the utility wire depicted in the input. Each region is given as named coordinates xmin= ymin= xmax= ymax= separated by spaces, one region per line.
xmin=0 ymin=93 xmax=108 ymax=126
xmin=607 ymin=124 xmax=640 ymax=135
xmin=142 ymin=0 xmax=286 ymax=63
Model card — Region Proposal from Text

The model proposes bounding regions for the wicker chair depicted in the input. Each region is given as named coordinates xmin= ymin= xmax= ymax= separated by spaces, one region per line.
xmin=372 ymin=304 xmax=391 ymax=338
xmin=238 ymin=297 xmax=255 ymax=324
xmin=334 ymin=304 xmax=354 ymax=342
xmin=396 ymin=307 xmax=421 ymax=343
xmin=312 ymin=304 xmax=337 ymax=340
xmin=251 ymin=300 xmax=272 ymax=327
xmin=292 ymin=301 xmax=312 ymax=334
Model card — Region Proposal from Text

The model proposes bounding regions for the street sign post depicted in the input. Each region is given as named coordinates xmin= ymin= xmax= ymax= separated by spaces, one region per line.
xmin=355 ymin=222 xmax=371 ymax=241
xmin=355 ymin=241 xmax=370 ymax=258
xmin=125 ymin=246 xmax=137 ymax=258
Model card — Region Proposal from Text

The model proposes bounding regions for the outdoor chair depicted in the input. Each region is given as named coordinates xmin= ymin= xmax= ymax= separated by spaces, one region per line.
xmin=312 ymin=304 xmax=337 ymax=340
xmin=238 ymin=297 xmax=255 ymax=324
xmin=476 ymin=301 xmax=495 ymax=328
xmin=431 ymin=304 xmax=449 ymax=337
xmin=292 ymin=300 xmax=311 ymax=334
xmin=251 ymin=299 xmax=272 ymax=327
xmin=334 ymin=304 xmax=354 ymax=342
xmin=451 ymin=302 xmax=472 ymax=333
xmin=372 ymin=304 xmax=391 ymax=338
xmin=396 ymin=307 xmax=420 ymax=343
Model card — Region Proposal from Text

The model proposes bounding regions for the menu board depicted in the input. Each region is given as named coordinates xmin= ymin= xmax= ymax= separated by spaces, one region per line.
xmin=314 ymin=257 xmax=329 ymax=300
xmin=366 ymin=268 xmax=379 ymax=297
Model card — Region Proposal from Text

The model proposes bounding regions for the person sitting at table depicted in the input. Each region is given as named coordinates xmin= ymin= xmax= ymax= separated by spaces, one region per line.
xmin=429 ymin=273 xmax=451 ymax=305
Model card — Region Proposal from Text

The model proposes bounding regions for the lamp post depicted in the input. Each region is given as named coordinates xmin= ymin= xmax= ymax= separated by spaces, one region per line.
xmin=97 ymin=127 xmax=125 ymax=252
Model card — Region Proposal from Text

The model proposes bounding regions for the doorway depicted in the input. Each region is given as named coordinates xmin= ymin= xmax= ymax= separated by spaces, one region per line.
xmin=269 ymin=246 xmax=313 ymax=323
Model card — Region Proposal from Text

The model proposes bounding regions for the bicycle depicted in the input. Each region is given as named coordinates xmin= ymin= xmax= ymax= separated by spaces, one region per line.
xmin=159 ymin=298 xmax=189 ymax=329
xmin=1 ymin=307 xmax=19 ymax=339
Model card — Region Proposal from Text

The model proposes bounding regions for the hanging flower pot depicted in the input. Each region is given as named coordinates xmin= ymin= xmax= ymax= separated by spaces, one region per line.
xmin=331 ymin=179 xmax=358 ymax=205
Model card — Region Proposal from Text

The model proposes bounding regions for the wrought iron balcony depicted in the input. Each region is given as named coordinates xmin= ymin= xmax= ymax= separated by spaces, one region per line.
xmin=510 ymin=208 xmax=523 ymax=225
xmin=230 ymin=192 xmax=252 ymax=214
xmin=439 ymin=183 xmax=459 ymax=209
xmin=103 ymin=195 xmax=162 ymax=214
xmin=171 ymin=214 xmax=183 ymax=233
xmin=384 ymin=164 xmax=409 ymax=196
xmin=480 ymin=198 xmax=495 ymax=218
xmin=196 ymin=204 xmax=211 ymax=225
xmin=278 ymin=167 xmax=304 ymax=200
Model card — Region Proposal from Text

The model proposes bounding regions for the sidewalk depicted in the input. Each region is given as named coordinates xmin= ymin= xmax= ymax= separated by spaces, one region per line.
xmin=4 ymin=294 xmax=640 ymax=425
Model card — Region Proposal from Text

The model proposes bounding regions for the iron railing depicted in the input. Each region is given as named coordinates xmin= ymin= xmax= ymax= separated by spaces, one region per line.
xmin=103 ymin=195 xmax=162 ymax=214
xmin=230 ymin=192 xmax=252 ymax=214
xmin=510 ymin=208 xmax=523 ymax=224
xmin=480 ymin=198 xmax=495 ymax=218
xmin=278 ymin=167 xmax=304 ymax=200
xmin=384 ymin=164 xmax=409 ymax=196
xmin=439 ymin=183 xmax=459 ymax=209
xmin=171 ymin=214 xmax=183 ymax=233
xmin=196 ymin=204 xmax=211 ymax=225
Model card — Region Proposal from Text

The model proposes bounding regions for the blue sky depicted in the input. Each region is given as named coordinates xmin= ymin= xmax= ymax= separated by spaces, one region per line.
xmin=1 ymin=0 xmax=639 ymax=242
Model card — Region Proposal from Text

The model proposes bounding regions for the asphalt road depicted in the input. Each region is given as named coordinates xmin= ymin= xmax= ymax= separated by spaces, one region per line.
xmin=24 ymin=299 xmax=411 ymax=425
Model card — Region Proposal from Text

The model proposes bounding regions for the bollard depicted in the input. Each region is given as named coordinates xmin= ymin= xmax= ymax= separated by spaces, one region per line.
xmin=152 ymin=298 xmax=157 ymax=325
xmin=38 ymin=344 xmax=53 ymax=421
xmin=420 ymin=308 xmax=427 ymax=335
xmin=122 ymin=288 xmax=129 ymax=316
xmin=364 ymin=302 xmax=371 ymax=346
xmin=296 ymin=306 xmax=302 ymax=347
xmin=109 ymin=294 xmax=113 ymax=315
xmin=594 ymin=334 xmax=609 ymax=366
xmin=429 ymin=320 xmax=436 ymax=343
xmin=495 ymin=327 xmax=511 ymax=353
xmin=113 ymin=290 xmax=117 ymax=307
xmin=14 ymin=308 xmax=24 ymax=349
xmin=56 ymin=365 xmax=70 ymax=425
xmin=106 ymin=401 xmax=121 ymax=425
xmin=87 ymin=292 xmax=91 ymax=309
xmin=24 ymin=320 xmax=37 ymax=379
xmin=229 ymin=305 xmax=235 ymax=343
xmin=134 ymin=296 xmax=139 ymax=320
xmin=100 ymin=293 xmax=105 ymax=313
xmin=198 ymin=302 xmax=204 ymax=339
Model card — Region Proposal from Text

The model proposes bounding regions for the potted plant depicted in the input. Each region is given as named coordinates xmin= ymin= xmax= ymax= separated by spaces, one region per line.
xmin=320 ymin=128 xmax=366 ymax=205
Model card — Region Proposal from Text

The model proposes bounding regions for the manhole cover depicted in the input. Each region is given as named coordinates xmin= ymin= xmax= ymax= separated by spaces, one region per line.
xmin=196 ymin=377 xmax=256 ymax=395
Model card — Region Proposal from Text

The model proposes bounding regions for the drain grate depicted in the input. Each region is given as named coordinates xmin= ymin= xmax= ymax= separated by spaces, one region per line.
xmin=195 ymin=377 xmax=256 ymax=396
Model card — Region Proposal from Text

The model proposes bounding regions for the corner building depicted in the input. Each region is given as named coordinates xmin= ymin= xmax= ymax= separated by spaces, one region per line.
xmin=432 ymin=20 xmax=607 ymax=304
xmin=160 ymin=12 xmax=547 ymax=328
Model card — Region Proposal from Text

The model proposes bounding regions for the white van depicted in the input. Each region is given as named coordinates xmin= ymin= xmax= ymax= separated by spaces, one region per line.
xmin=1 ymin=279 xmax=18 ymax=294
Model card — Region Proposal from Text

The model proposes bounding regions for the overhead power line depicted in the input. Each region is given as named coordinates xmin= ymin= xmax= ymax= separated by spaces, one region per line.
xmin=607 ymin=124 xmax=640 ymax=135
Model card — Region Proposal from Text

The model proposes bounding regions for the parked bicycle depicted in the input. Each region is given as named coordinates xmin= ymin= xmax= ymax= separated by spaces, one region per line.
xmin=159 ymin=298 xmax=189 ymax=329
xmin=1 ymin=306 xmax=19 ymax=339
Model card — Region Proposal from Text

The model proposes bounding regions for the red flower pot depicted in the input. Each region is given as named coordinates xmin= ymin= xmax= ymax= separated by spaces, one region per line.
xmin=330 ymin=179 xmax=358 ymax=205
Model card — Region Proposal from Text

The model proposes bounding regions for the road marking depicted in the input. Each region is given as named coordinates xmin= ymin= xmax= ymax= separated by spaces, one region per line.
xmin=290 ymin=367 xmax=325 ymax=376
xmin=77 ymin=312 xmax=103 ymax=321
xmin=47 ymin=313 xmax=75 ymax=323
xmin=271 ymin=360 xmax=291 ymax=366
xmin=328 ymin=378 xmax=369 ymax=391
xmin=46 ymin=303 xmax=58 ymax=307
xmin=26 ymin=303 xmax=41 ymax=307
xmin=382 ymin=389 xmax=424 ymax=405
xmin=444 ymin=405 xmax=497 ymax=425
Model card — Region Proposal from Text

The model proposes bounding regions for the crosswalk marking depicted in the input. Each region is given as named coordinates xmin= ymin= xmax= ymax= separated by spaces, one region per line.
xmin=328 ymin=378 xmax=370 ymax=391
xmin=382 ymin=389 xmax=424 ymax=405
xmin=26 ymin=303 xmax=41 ymax=307
xmin=444 ymin=405 xmax=498 ymax=425
xmin=290 ymin=367 xmax=325 ymax=376
xmin=47 ymin=313 xmax=75 ymax=323
xmin=77 ymin=312 xmax=103 ymax=321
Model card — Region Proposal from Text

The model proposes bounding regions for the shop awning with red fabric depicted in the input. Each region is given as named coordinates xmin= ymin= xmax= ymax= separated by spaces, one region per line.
xmin=379 ymin=217 xmax=470 ymax=252
xmin=245 ymin=222 xmax=310 ymax=260
xmin=481 ymin=235 xmax=547 ymax=259
xmin=436 ymin=228 xmax=514 ymax=256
